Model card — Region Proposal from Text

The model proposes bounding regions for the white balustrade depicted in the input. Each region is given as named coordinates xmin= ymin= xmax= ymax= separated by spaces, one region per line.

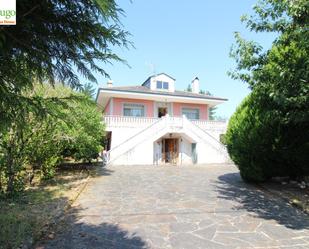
xmin=103 ymin=115 xmax=227 ymax=131
xmin=103 ymin=115 xmax=159 ymax=128
xmin=192 ymin=119 xmax=227 ymax=132
xmin=103 ymin=115 xmax=230 ymax=165
xmin=105 ymin=116 xmax=166 ymax=164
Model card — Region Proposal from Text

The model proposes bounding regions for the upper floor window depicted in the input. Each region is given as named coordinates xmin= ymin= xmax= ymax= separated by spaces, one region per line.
xmin=123 ymin=103 xmax=145 ymax=117
xmin=156 ymin=81 xmax=169 ymax=90
xmin=182 ymin=108 xmax=200 ymax=120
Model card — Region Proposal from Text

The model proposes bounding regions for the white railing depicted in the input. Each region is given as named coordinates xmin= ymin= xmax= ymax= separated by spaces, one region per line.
xmin=103 ymin=115 xmax=231 ymax=165
xmin=185 ymin=118 xmax=230 ymax=161
xmin=104 ymin=117 xmax=166 ymax=165
xmin=192 ymin=119 xmax=227 ymax=132
xmin=103 ymin=115 xmax=159 ymax=128
xmin=103 ymin=115 xmax=227 ymax=131
xmin=165 ymin=116 xmax=184 ymax=129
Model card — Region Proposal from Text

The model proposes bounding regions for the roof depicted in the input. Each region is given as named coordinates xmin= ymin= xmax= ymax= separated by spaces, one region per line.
xmin=98 ymin=85 xmax=228 ymax=101
xmin=142 ymin=73 xmax=176 ymax=86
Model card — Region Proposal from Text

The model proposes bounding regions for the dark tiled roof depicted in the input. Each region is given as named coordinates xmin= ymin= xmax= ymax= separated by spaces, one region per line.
xmin=99 ymin=86 xmax=228 ymax=101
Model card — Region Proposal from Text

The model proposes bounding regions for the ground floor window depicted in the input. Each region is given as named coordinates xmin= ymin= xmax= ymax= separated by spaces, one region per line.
xmin=182 ymin=108 xmax=200 ymax=120
xmin=123 ymin=103 xmax=145 ymax=117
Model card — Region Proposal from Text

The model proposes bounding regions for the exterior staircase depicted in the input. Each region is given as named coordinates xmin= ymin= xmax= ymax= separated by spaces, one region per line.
xmin=104 ymin=115 xmax=230 ymax=165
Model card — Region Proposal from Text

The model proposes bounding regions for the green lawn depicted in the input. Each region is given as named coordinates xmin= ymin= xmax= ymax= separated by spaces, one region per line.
xmin=0 ymin=167 xmax=93 ymax=249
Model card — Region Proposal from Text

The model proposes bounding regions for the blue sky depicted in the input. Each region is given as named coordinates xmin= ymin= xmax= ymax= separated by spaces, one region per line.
xmin=90 ymin=0 xmax=276 ymax=118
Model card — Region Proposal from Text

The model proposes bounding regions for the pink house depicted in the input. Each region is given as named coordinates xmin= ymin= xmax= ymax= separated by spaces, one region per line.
xmin=96 ymin=73 xmax=229 ymax=166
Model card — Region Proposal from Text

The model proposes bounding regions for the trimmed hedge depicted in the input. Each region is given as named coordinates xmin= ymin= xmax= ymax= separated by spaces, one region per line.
xmin=225 ymin=93 xmax=309 ymax=182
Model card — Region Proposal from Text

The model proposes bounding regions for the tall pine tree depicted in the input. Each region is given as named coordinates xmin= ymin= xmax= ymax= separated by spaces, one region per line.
xmin=0 ymin=0 xmax=131 ymax=125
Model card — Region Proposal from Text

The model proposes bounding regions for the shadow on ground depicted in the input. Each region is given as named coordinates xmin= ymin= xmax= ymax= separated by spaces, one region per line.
xmin=216 ymin=173 xmax=309 ymax=230
xmin=35 ymin=164 xmax=114 ymax=189
xmin=58 ymin=162 xmax=114 ymax=175
xmin=36 ymin=166 xmax=146 ymax=249
xmin=36 ymin=207 xmax=148 ymax=249
xmin=95 ymin=165 xmax=114 ymax=177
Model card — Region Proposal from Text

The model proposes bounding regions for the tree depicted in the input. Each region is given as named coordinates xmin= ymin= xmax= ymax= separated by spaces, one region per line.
xmin=81 ymin=83 xmax=97 ymax=99
xmin=59 ymin=93 xmax=105 ymax=163
xmin=225 ymin=94 xmax=277 ymax=181
xmin=0 ymin=0 xmax=130 ymax=126
xmin=0 ymin=84 xmax=105 ymax=195
xmin=226 ymin=0 xmax=309 ymax=182
xmin=200 ymin=90 xmax=217 ymax=120
xmin=186 ymin=84 xmax=192 ymax=92
xmin=208 ymin=107 xmax=219 ymax=121
xmin=0 ymin=0 xmax=127 ymax=194
xmin=199 ymin=89 xmax=205 ymax=94
xmin=0 ymin=92 xmax=69 ymax=193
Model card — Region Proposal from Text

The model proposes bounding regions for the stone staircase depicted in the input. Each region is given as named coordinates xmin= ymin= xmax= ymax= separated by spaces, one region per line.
xmin=104 ymin=115 xmax=230 ymax=165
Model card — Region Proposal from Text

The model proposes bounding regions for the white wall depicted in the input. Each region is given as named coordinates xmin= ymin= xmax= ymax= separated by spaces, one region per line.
xmin=154 ymin=102 xmax=172 ymax=117
xmin=112 ymin=138 xmax=154 ymax=165
xmin=153 ymin=141 xmax=161 ymax=165
xmin=180 ymin=137 xmax=193 ymax=164
xmin=108 ymin=127 xmax=143 ymax=150
xmin=196 ymin=142 xmax=227 ymax=164
xmin=109 ymin=130 xmax=228 ymax=165
xmin=106 ymin=117 xmax=230 ymax=165
xmin=150 ymin=74 xmax=175 ymax=92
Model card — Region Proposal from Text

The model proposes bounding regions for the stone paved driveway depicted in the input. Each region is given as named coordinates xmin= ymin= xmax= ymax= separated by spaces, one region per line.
xmin=41 ymin=164 xmax=309 ymax=249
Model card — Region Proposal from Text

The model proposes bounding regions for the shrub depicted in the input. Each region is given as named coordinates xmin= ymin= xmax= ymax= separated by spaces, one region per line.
xmin=0 ymin=84 xmax=105 ymax=194
xmin=226 ymin=92 xmax=309 ymax=182
xmin=59 ymin=96 xmax=105 ymax=163
xmin=227 ymin=0 xmax=309 ymax=182
xmin=225 ymin=95 xmax=268 ymax=182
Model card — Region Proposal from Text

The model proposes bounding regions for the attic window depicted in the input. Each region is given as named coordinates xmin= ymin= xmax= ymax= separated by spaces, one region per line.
xmin=156 ymin=81 xmax=169 ymax=90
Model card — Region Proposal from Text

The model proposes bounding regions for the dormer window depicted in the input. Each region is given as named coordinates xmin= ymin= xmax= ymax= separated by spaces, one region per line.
xmin=156 ymin=81 xmax=169 ymax=90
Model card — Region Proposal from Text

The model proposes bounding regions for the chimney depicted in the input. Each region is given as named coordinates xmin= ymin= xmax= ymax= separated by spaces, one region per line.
xmin=191 ymin=77 xmax=200 ymax=94
xmin=107 ymin=80 xmax=113 ymax=88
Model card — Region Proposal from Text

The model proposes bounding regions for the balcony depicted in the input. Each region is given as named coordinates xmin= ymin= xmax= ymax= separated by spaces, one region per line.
xmin=103 ymin=115 xmax=227 ymax=132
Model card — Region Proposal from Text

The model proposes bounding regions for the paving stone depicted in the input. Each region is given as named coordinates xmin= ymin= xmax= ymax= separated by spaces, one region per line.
xmin=170 ymin=232 xmax=228 ymax=249
xmin=235 ymin=221 xmax=261 ymax=232
xmin=214 ymin=232 xmax=278 ymax=247
xmin=257 ymin=223 xmax=300 ymax=240
xmin=276 ymin=238 xmax=308 ymax=247
xmin=169 ymin=222 xmax=198 ymax=233
xmin=198 ymin=218 xmax=216 ymax=228
xmin=217 ymin=221 xmax=239 ymax=232
xmin=38 ymin=164 xmax=309 ymax=249
xmin=212 ymin=234 xmax=254 ymax=247
xmin=193 ymin=224 xmax=217 ymax=240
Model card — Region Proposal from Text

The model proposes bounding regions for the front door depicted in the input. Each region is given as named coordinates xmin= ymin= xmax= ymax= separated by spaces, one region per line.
xmin=162 ymin=139 xmax=179 ymax=164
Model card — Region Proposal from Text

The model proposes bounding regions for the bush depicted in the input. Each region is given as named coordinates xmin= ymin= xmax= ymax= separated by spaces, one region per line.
xmin=226 ymin=93 xmax=309 ymax=182
xmin=225 ymin=95 xmax=267 ymax=182
xmin=227 ymin=0 xmax=309 ymax=182
xmin=0 ymin=84 xmax=105 ymax=195
xmin=59 ymin=97 xmax=105 ymax=163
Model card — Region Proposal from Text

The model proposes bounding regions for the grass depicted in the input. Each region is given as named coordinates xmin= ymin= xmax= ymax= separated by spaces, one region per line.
xmin=0 ymin=167 xmax=94 ymax=249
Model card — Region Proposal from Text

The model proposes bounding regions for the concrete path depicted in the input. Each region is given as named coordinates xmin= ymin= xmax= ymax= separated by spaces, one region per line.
xmin=41 ymin=164 xmax=309 ymax=249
